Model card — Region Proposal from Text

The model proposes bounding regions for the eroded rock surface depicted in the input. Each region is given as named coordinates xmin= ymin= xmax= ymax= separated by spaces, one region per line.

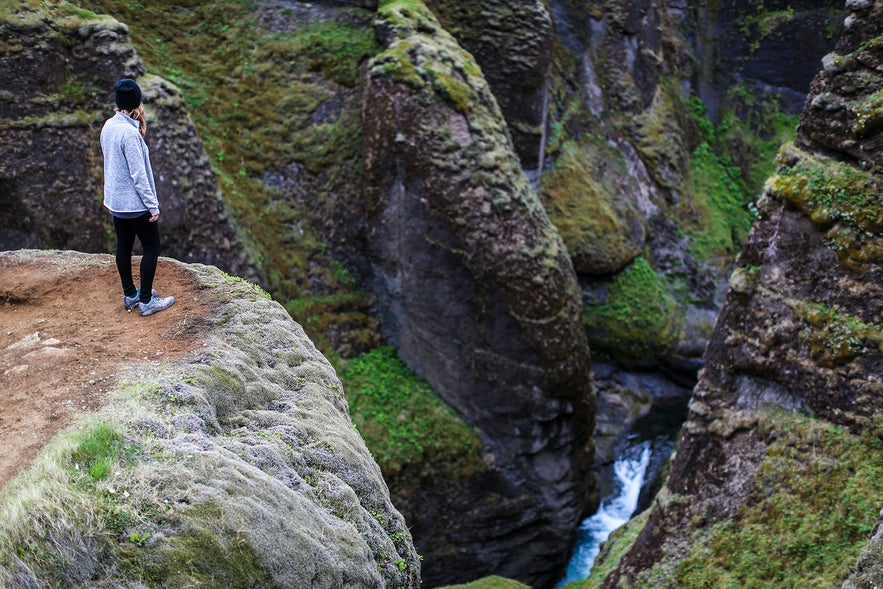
xmin=360 ymin=3 xmax=594 ymax=586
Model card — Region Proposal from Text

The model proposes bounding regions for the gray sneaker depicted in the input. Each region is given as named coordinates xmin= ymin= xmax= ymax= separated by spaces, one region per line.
xmin=123 ymin=289 xmax=156 ymax=310
xmin=139 ymin=294 xmax=174 ymax=316
xmin=123 ymin=290 xmax=140 ymax=310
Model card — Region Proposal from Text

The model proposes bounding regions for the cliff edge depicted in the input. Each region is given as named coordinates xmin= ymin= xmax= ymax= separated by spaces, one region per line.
xmin=0 ymin=250 xmax=420 ymax=588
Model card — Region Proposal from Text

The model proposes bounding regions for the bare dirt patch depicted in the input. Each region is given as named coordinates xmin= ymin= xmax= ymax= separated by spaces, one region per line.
xmin=0 ymin=253 xmax=214 ymax=487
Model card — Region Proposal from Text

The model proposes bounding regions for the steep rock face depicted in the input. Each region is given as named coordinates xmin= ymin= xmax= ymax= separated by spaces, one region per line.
xmin=595 ymin=3 xmax=883 ymax=587
xmin=0 ymin=250 xmax=420 ymax=588
xmin=797 ymin=0 xmax=883 ymax=167
xmin=360 ymin=2 xmax=593 ymax=586
xmin=545 ymin=0 xmax=714 ymax=370
xmin=423 ymin=0 xmax=554 ymax=169
xmin=544 ymin=0 xmax=845 ymax=371
xmin=0 ymin=3 xmax=259 ymax=282
xmin=693 ymin=0 xmax=845 ymax=117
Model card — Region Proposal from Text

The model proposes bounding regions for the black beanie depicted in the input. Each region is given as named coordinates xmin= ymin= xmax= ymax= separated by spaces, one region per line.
xmin=114 ymin=79 xmax=142 ymax=110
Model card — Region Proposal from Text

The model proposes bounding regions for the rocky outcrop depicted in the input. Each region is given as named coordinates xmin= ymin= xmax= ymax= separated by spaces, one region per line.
xmin=423 ymin=0 xmax=553 ymax=169
xmin=0 ymin=249 xmax=419 ymax=588
xmin=359 ymin=2 xmax=593 ymax=586
xmin=797 ymin=0 xmax=883 ymax=167
xmin=692 ymin=0 xmax=846 ymax=118
xmin=0 ymin=4 xmax=259 ymax=282
xmin=593 ymin=3 xmax=883 ymax=587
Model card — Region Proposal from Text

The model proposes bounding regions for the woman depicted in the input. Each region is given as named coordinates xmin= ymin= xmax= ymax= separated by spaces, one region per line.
xmin=101 ymin=78 xmax=174 ymax=317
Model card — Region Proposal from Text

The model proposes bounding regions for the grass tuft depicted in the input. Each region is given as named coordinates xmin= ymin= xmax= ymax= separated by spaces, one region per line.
xmin=340 ymin=347 xmax=485 ymax=478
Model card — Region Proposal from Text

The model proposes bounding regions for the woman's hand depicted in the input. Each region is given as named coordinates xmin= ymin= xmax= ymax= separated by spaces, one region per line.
xmin=149 ymin=211 xmax=160 ymax=222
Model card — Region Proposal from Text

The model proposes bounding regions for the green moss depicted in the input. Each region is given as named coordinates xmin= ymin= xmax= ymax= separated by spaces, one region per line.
xmin=282 ymin=20 xmax=380 ymax=87
xmin=372 ymin=0 xmax=483 ymax=115
xmin=767 ymin=148 xmax=882 ymax=234
xmin=285 ymin=289 xmax=379 ymax=360
xmin=584 ymin=256 xmax=683 ymax=361
xmin=437 ymin=576 xmax=531 ymax=589
xmin=712 ymin=84 xmax=799 ymax=196
xmin=683 ymin=141 xmax=753 ymax=260
xmin=540 ymin=139 xmax=642 ymax=274
xmin=120 ymin=522 xmax=281 ymax=588
xmin=203 ymin=365 xmax=246 ymax=398
xmin=668 ymin=412 xmax=883 ymax=589
xmin=371 ymin=40 xmax=425 ymax=88
xmin=765 ymin=146 xmax=883 ymax=266
xmin=429 ymin=69 xmax=473 ymax=114
xmin=632 ymin=79 xmax=692 ymax=191
xmin=56 ymin=77 xmax=101 ymax=107
xmin=794 ymin=301 xmax=883 ymax=367
xmin=339 ymin=347 xmax=485 ymax=478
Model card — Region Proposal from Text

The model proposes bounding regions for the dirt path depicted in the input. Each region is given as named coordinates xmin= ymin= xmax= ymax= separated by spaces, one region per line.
xmin=0 ymin=253 xmax=213 ymax=487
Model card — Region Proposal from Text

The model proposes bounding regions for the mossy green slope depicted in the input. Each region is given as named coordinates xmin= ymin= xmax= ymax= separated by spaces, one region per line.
xmin=643 ymin=411 xmax=883 ymax=589
xmin=340 ymin=346 xmax=485 ymax=479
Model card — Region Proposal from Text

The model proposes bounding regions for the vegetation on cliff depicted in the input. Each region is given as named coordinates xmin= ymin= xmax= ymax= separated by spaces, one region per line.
xmin=646 ymin=411 xmax=883 ymax=589
xmin=340 ymin=347 xmax=485 ymax=479
xmin=570 ymin=411 xmax=883 ymax=589
xmin=74 ymin=0 xmax=380 ymax=341
xmin=584 ymin=256 xmax=683 ymax=362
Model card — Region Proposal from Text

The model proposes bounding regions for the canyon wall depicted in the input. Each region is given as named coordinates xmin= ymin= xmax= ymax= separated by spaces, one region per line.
xmin=0 ymin=0 xmax=867 ymax=586
xmin=359 ymin=3 xmax=594 ymax=585
xmin=592 ymin=2 xmax=883 ymax=586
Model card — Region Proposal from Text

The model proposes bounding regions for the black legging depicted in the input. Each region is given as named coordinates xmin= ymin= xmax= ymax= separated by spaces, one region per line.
xmin=113 ymin=213 xmax=161 ymax=303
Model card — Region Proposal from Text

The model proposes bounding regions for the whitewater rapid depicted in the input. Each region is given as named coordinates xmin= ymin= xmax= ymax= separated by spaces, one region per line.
xmin=556 ymin=440 xmax=653 ymax=587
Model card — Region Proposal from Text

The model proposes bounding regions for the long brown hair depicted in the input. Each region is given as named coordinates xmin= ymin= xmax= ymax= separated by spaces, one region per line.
xmin=119 ymin=103 xmax=147 ymax=137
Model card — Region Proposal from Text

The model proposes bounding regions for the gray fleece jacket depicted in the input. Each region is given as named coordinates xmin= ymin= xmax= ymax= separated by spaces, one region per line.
xmin=100 ymin=112 xmax=159 ymax=216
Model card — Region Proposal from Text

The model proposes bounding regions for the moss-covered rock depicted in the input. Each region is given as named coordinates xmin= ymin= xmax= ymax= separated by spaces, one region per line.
xmin=0 ymin=250 xmax=420 ymax=588
xmin=584 ymin=257 xmax=683 ymax=364
xmin=422 ymin=0 xmax=553 ymax=167
xmin=438 ymin=576 xmax=532 ymax=589
xmin=540 ymin=139 xmax=645 ymax=275
xmin=592 ymin=4 xmax=883 ymax=586
xmin=360 ymin=1 xmax=593 ymax=585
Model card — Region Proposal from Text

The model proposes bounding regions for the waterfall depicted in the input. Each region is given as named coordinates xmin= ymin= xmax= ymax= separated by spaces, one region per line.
xmin=555 ymin=440 xmax=653 ymax=587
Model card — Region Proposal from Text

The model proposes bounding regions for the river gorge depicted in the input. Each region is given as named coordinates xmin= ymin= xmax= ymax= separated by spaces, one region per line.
xmin=1 ymin=0 xmax=882 ymax=587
